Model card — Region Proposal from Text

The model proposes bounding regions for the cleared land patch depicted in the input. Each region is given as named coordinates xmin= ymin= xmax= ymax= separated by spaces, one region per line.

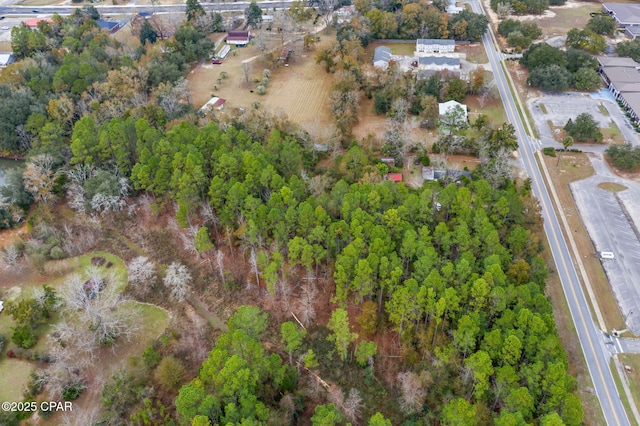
xmin=189 ymin=33 xmax=336 ymax=129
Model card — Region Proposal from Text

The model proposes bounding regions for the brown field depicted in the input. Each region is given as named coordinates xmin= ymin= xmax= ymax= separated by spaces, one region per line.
xmin=536 ymin=1 xmax=600 ymax=37
xmin=189 ymin=32 xmax=336 ymax=129
xmin=456 ymin=42 xmax=488 ymax=64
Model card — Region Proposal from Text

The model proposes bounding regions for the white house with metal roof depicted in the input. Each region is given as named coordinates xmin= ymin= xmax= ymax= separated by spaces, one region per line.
xmin=416 ymin=39 xmax=455 ymax=54
xmin=373 ymin=46 xmax=392 ymax=69
xmin=0 ymin=52 xmax=15 ymax=68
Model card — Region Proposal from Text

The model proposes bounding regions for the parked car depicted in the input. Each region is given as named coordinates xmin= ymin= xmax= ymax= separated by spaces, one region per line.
xmin=212 ymin=59 xmax=222 ymax=65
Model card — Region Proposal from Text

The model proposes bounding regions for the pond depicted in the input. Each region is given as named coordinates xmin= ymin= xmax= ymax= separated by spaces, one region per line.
xmin=0 ymin=158 xmax=23 ymax=189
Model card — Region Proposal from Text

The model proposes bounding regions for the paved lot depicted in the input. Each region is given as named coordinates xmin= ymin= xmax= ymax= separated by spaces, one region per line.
xmin=0 ymin=18 xmax=21 ymax=43
xmin=529 ymin=92 xmax=640 ymax=334
xmin=571 ymin=153 xmax=640 ymax=334
xmin=529 ymin=92 xmax=640 ymax=148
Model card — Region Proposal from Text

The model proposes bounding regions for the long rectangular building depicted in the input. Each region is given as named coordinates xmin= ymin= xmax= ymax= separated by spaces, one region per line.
xmin=598 ymin=56 xmax=640 ymax=123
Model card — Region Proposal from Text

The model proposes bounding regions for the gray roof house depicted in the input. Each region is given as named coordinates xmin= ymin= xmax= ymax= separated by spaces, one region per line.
xmin=373 ymin=46 xmax=392 ymax=69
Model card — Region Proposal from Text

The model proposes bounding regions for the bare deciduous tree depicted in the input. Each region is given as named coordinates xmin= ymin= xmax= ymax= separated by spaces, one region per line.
xmin=297 ymin=281 xmax=317 ymax=326
xmin=163 ymin=262 xmax=192 ymax=302
xmin=327 ymin=385 xmax=345 ymax=410
xmin=127 ymin=256 xmax=157 ymax=297
xmin=343 ymin=388 xmax=363 ymax=423
xmin=23 ymin=154 xmax=58 ymax=205
xmin=0 ymin=243 xmax=22 ymax=271
xmin=397 ymin=371 xmax=426 ymax=414
xmin=58 ymin=267 xmax=139 ymax=352
xmin=215 ymin=249 xmax=225 ymax=284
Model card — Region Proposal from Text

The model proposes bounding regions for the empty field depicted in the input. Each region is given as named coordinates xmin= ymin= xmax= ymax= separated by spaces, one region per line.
xmin=189 ymin=33 xmax=336 ymax=129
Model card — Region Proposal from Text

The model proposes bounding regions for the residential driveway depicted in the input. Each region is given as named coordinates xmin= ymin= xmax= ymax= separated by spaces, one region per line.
xmin=570 ymin=152 xmax=640 ymax=334
xmin=529 ymin=92 xmax=640 ymax=149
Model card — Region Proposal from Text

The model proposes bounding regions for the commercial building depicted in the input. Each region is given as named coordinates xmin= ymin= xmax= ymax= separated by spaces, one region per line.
xmin=597 ymin=56 xmax=640 ymax=123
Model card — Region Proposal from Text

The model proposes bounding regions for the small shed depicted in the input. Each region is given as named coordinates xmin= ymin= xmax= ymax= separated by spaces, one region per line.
xmin=200 ymin=96 xmax=226 ymax=112
xmin=422 ymin=166 xmax=434 ymax=181
xmin=96 ymin=19 xmax=125 ymax=34
xmin=386 ymin=173 xmax=403 ymax=182
xmin=380 ymin=157 xmax=395 ymax=167
xmin=0 ymin=52 xmax=15 ymax=68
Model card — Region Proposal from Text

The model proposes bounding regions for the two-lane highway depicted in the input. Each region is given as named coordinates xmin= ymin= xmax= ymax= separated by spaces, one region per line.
xmin=0 ymin=1 xmax=297 ymax=16
xmin=466 ymin=0 xmax=630 ymax=424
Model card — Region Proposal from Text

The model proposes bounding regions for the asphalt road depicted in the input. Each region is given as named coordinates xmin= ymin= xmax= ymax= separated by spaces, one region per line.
xmin=0 ymin=1 xmax=296 ymax=16
xmin=466 ymin=0 xmax=630 ymax=424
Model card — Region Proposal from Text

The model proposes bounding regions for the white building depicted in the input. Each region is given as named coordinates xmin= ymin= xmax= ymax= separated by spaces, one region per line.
xmin=417 ymin=56 xmax=460 ymax=72
xmin=200 ymin=97 xmax=227 ymax=112
xmin=0 ymin=52 xmax=15 ymax=68
xmin=373 ymin=46 xmax=392 ymax=70
xmin=416 ymin=39 xmax=456 ymax=54
xmin=439 ymin=100 xmax=467 ymax=120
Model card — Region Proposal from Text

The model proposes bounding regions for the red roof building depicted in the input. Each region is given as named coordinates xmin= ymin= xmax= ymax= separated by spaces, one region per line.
xmin=24 ymin=18 xmax=53 ymax=28
xmin=226 ymin=31 xmax=250 ymax=46
xmin=386 ymin=173 xmax=403 ymax=182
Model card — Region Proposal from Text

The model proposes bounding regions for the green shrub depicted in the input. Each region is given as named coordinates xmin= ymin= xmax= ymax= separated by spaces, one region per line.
xmin=62 ymin=381 xmax=86 ymax=401
xmin=153 ymin=357 xmax=185 ymax=391
xmin=542 ymin=147 xmax=556 ymax=157
xmin=11 ymin=326 xmax=37 ymax=349
xmin=142 ymin=346 xmax=162 ymax=368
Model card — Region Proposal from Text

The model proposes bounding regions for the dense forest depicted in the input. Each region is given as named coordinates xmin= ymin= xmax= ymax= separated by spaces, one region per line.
xmin=0 ymin=3 xmax=584 ymax=426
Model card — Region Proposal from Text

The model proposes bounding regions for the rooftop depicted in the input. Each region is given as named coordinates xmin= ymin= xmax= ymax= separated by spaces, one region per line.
xmin=418 ymin=56 xmax=460 ymax=66
xmin=602 ymin=66 xmax=640 ymax=85
xmin=417 ymin=39 xmax=456 ymax=45
xmin=374 ymin=46 xmax=392 ymax=63
xmin=602 ymin=3 xmax=640 ymax=25
xmin=597 ymin=56 xmax=640 ymax=68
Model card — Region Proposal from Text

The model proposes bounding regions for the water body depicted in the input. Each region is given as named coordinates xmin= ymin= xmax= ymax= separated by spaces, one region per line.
xmin=0 ymin=158 xmax=23 ymax=189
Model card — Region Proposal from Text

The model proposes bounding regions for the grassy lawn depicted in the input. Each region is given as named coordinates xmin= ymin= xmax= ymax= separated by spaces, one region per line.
xmin=538 ymin=2 xmax=601 ymax=37
xmin=15 ymin=0 xmax=62 ymax=6
xmin=602 ymin=121 xmax=625 ymax=145
xmin=540 ymin=103 xmax=548 ymax=114
xmin=368 ymin=41 xmax=415 ymax=57
xmin=540 ymin=153 xmax=625 ymax=330
xmin=456 ymin=42 xmax=488 ymax=64
xmin=618 ymin=353 xmax=640 ymax=425
xmin=0 ymin=359 xmax=33 ymax=402
xmin=0 ymin=251 xmax=138 ymax=409
xmin=599 ymin=105 xmax=610 ymax=117
xmin=610 ymin=357 xmax=640 ymax=426
xmin=188 ymin=30 xmax=336 ymax=130
xmin=598 ymin=182 xmax=628 ymax=193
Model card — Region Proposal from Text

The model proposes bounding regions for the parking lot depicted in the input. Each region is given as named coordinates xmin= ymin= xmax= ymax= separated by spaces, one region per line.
xmin=529 ymin=92 xmax=640 ymax=148
xmin=0 ymin=18 xmax=21 ymax=43
xmin=571 ymin=154 xmax=640 ymax=334
xmin=529 ymin=92 xmax=640 ymax=333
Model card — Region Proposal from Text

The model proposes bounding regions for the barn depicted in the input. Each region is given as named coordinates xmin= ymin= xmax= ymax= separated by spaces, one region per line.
xmin=227 ymin=30 xmax=250 ymax=47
